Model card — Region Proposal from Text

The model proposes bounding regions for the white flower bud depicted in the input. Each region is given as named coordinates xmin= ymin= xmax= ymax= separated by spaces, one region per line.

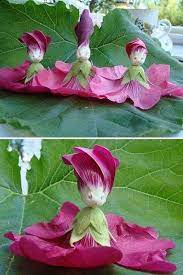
xmin=76 ymin=44 xmax=91 ymax=61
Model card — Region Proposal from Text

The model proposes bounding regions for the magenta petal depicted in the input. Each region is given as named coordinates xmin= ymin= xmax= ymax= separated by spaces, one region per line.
xmin=93 ymin=65 xmax=127 ymax=80
xmin=124 ymin=81 xmax=161 ymax=110
xmin=25 ymin=202 xmax=79 ymax=239
xmin=9 ymin=234 xmax=122 ymax=268
xmin=35 ymin=68 xmax=64 ymax=90
xmin=146 ymin=64 xmax=183 ymax=97
xmin=75 ymin=9 xmax=94 ymax=47
xmin=146 ymin=64 xmax=170 ymax=85
xmin=62 ymin=145 xmax=119 ymax=192
xmin=107 ymin=214 xmax=176 ymax=273
xmin=19 ymin=30 xmax=51 ymax=54
xmin=126 ymin=38 xmax=147 ymax=57
xmin=0 ymin=61 xmax=30 ymax=83
xmin=0 ymin=60 xmax=49 ymax=94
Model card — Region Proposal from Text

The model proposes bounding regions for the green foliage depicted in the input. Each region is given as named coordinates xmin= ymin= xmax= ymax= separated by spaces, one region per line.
xmin=82 ymin=0 xmax=116 ymax=13
xmin=159 ymin=0 xmax=183 ymax=26
xmin=0 ymin=139 xmax=183 ymax=274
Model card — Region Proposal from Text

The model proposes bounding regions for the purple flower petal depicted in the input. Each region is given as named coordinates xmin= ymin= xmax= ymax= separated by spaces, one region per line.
xmin=75 ymin=9 xmax=94 ymax=47
xmin=19 ymin=30 xmax=51 ymax=62
xmin=62 ymin=145 xmax=120 ymax=195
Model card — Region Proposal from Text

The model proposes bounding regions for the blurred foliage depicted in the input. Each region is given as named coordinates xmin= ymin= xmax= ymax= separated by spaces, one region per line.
xmin=159 ymin=0 xmax=183 ymax=26
xmin=81 ymin=0 xmax=183 ymax=25
xmin=81 ymin=0 xmax=115 ymax=13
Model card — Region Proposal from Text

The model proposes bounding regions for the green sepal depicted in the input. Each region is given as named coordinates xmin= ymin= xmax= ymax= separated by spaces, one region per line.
xmin=63 ymin=60 xmax=92 ymax=88
xmin=77 ymin=73 xmax=88 ymax=88
xmin=70 ymin=207 xmax=110 ymax=247
xmin=24 ymin=63 xmax=44 ymax=84
xmin=121 ymin=65 xmax=149 ymax=88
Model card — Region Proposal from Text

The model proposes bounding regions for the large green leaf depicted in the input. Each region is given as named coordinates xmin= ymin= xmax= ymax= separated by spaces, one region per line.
xmin=0 ymin=139 xmax=183 ymax=274
xmin=0 ymin=0 xmax=183 ymax=137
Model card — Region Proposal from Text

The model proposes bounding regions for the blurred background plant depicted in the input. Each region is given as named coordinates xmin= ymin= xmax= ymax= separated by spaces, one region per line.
xmin=80 ymin=0 xmax=183 ymax=25
xmin=159 ymin=0 xmax=183 ymax=26
xmin=82 ymin=0 xmax=116 ymax=13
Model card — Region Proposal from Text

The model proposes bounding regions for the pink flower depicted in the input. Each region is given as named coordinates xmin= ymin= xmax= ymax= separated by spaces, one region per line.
xmin=90 ymin=38 xmax=183 ymax=109
xmin=19 ymin=30 xmax=51 ymax=63
xmin=5 ymin=201 xmax=176 ymax=272
xmin=35 ymin=10 xmax=96 ymax=95
xmin=5 ymin=202 xmax=122 ymax=268
xmin=5 ymin=145 xmax=176 ymax=273
xmin=0 ymin=30 xmax=51 ymax=93
xmin=62 ymin=145 xmax=120 ymax=207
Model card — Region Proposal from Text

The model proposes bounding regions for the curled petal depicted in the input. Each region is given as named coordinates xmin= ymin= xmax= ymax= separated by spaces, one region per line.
xmin=25 ymin=202 xmax=79 ymax=239
xmin=19 ymin=30 xmax=51 ymax=62
xmin=107 ymin=214 xmax=176 ymax=273
xmin=126 ymin=38 xmax=148 ymax=57
xmin=0 ymin=61 xmax=49 ymax=94
xmin=62 ymin=145 xmax=119 ymax=194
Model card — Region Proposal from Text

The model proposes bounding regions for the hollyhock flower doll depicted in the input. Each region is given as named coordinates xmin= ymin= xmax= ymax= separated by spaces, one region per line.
xmin=5 ymin=145 xmax=176 ymax=273
xmin=36 ymin=9 xmax=97 ymax=97
xmin=90 ymin=38 xmax=183 ymax=109
xmin=0 ymin=30 xmax=51 ymax=93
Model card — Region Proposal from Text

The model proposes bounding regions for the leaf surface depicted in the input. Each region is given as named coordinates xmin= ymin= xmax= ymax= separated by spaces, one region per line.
xmin=0 ymin=0 xmax=183 ymax=136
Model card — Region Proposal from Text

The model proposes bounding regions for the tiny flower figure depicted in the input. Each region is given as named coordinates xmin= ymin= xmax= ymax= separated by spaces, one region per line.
xmin=19 ymin=30 xmax=51 ymax=83
xmin=5 ymin=145 xmax=176 ymax=273
xmin=36 ymin=9 xmax=96 ymax=96
xmin=0 ymin=30 xmax=51 ymax=93
xmin=90 ymin=38 xmax=183 ymax=109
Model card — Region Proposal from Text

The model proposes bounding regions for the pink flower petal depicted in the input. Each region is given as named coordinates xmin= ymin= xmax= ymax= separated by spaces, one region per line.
xmin=126 ymin=38 xmax=148 ymax=57
xmin=146 ymin=64 xmax=183 ymax=97
xmin=55 ymin=61 xmax=72 ymax=73
xmin=25 ymin=202 xmax=79 ymax=239
xmin=8 ymin=233 xmax=121 ymax=268
xmin=107 ymin=214 xmax=176 ymax=273
xmin=62 ymin=145 xmax=119 ymax=192
xmin=0 ymin=61 xmax=49 ymax=94
xmin=93 ymin=65 xmax=127 ymax=80
xmin=19 ymin=30 xmax=51 ymax=54
xmin=123 ymin=81 xmax=161 ymax=110
xmin=38 ymin=61 xmax=93 ymax=96
xmin=35 ymin=68 xmax=64 ymax=90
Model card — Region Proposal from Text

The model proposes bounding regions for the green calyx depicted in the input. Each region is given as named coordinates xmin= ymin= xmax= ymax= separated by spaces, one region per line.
xmin=70 ymin=207 xmax=111 ymax=247
xmin=24 ymin=63 xmax=44 ymax=84
xmin=121 ymin=65 xmax=149 ymax=88
xmin=63 ymin=60 xmax=92 ymax=88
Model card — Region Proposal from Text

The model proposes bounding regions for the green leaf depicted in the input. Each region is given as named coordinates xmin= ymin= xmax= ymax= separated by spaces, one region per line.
xmin=0 ymin=0 xmax=183 ymax=136
xmin=0 ymin=139 xmax=183 ymax=274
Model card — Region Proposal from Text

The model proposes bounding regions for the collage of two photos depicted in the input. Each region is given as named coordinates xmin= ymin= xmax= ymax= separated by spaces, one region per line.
xmin=0 ymin=0 xmax=183 ymax=274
